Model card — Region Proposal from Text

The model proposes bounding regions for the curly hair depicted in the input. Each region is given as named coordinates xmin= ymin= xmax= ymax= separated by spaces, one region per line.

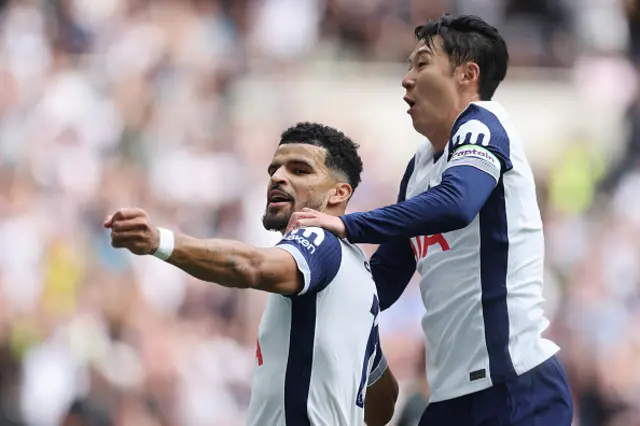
xmin=415 ymin=14 xmax=509 ymax=100
xmin=279 ymin=122 xmax=363 ymax=192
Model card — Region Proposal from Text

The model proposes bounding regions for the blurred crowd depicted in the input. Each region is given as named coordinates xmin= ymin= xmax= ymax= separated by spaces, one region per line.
xmin=0 ymin=0 xmax=638 ymax=425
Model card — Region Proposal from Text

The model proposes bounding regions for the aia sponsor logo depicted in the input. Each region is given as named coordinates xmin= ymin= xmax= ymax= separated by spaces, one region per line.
xmin=256 ymin=339 xmax=263 ymax=366
xmin=410 ymin=234 xmax=450 ymax=261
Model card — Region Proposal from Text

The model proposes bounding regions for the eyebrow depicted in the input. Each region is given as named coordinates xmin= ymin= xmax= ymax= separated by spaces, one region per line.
xmin=407 ymin=47 xmax=432 ymax=63
xmin=289 ymin=159 xmax=314 ymax=169
xmin=267 ymin=159 xmax=315 ymax=173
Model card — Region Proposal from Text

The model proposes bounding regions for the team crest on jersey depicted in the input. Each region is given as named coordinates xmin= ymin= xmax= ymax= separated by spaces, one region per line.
xmin=410 ymin=233 xmax=450 ymax=261
xmin=283 ymin=227 xmax=325 ymax=254
xmin=452 ymin=119 xmax=491 ymax=147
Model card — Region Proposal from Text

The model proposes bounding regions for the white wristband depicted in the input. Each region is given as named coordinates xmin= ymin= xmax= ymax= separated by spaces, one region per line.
xmin=152 ymin=228 xmax=175 ymax=261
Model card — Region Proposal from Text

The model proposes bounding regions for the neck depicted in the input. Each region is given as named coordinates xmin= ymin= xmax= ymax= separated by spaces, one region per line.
xmin=423 ymin=94 xmax=481 ymax=152
xmin=325 ymin=204 xmax=347 ymax=218
xmin=424 ymin=125 xmax=452 ymax=153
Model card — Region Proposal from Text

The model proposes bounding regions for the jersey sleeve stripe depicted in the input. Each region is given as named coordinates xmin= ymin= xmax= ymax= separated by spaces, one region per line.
xmin=367 ymin=350 xmax=388 ymax=387
xmin=276 ymin=245 xmax=311 ymax=295
xmin=446 ymin=156 xmax=500 ymax=182
xmin=446 ymin=145 xmax=501 ymax=182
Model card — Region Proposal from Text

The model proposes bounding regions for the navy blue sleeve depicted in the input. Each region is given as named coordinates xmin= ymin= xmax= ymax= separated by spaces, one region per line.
xmin=371 ymin=241 xmax=416 ymax=310
xmin=276 ymin=227 xmax=342 ymax=296
xmin=369 ymin=156 xmax=417 ymax=311
xmin=341 ymin=165 xmax=497 ymax=244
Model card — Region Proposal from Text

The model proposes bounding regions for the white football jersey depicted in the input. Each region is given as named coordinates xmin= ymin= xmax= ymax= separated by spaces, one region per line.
xmin=405 ymin=101 xmax=559 ymax=402
xmin=246 ymin=227 xmax=382 ymax=426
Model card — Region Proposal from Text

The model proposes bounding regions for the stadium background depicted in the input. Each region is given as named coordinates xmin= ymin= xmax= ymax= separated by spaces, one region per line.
xmin=0 ymin=0 xmax=637 ymax=425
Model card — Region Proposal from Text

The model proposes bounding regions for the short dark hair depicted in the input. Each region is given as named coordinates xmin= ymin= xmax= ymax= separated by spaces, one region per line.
xmin=415 ymin=14 xmax=508 ymax=100
xmin=279 ymin=122 xmax=363 ymax=192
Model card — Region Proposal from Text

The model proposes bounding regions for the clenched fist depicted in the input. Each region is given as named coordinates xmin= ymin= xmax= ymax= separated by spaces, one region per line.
xmin=103 ymin=208 xmax=160 ymax=255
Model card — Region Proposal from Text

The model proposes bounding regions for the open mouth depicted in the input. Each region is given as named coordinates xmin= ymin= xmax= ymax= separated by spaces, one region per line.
xmin=268 ymin=189 xmax=293 ymax=207
xmin=404 ymin=97 xmax=416 ymax=112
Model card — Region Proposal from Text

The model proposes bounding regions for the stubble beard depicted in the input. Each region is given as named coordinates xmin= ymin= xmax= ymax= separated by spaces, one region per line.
xmin=262 ymin=195 xmax=326 ymax=233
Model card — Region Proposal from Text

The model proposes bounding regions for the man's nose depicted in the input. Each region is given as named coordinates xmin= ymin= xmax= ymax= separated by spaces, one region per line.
xmin=402 ymin=70 xmax=416 ymax=90
xmin=402 ymin=75 xmax=415 ymax=90
xmin=270 ymin=167 xmax=288 ymax=185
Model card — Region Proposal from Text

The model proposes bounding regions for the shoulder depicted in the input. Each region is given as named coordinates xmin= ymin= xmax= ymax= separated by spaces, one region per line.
xmin=451 ymin=102 xmax=509 ymax=146
xmin=276 ymin=227 xmax=343 ymax=296
xmin=449 ymin=102 xmax=513 ymax=171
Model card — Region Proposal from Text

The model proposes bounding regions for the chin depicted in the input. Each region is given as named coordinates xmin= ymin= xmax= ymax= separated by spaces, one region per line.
xmin=262 ymin=213 xmax=291 ymax=233
xmin=412 ymin=119 xmax=429 ymax=137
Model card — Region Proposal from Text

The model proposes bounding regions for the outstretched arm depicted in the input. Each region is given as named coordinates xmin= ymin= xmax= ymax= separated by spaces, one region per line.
xmin=341 ymin=164 xmax=497 ymax=243
xmin=105 ymin=208 xmax=307 ymax=295
xmin=168 ymin=233 xmax=303 ymax=295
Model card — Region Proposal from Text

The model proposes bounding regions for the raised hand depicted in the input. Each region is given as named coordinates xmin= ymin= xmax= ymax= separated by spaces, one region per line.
xmin=104 ymin=208 xmax=160 ymax=255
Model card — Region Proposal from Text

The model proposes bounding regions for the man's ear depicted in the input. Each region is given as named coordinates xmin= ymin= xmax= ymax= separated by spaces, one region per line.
xmin=328 ymin=182 xmax=353 ymax=206
xmin=458 ymin=61 xmax=480 ymax=90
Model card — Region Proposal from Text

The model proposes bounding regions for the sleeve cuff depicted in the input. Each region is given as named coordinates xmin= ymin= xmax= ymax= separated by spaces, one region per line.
xmin=274 ymin=245 xmax=311 ymax=295
xmin=367 ymin=352 xmax=388 ymax=387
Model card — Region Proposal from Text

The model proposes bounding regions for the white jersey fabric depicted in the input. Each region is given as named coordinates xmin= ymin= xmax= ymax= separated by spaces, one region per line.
xmin=405 ymin=101 xmax=559 ymax=402
xmin=246 ymin=227 xmax=382 ymax=426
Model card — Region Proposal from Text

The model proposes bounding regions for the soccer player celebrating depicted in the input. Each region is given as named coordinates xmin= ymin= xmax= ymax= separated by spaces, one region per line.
xmin=104 ymin=123 xmax=398 ymax=426
xmin=287 ymin=15 xmax=573 ymax=426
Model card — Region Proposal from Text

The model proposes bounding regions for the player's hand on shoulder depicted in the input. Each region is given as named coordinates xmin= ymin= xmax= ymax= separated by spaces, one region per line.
xmin=286 ymin=208 xmax=347 ymax=239
xmin=103 ymin=208 xmax=160 ymax=255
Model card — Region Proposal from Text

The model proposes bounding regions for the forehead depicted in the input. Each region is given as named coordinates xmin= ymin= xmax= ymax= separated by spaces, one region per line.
xmin=408 ymin=37 xmax=445 ymax=61
xmin=271 ymin=143 xmax=327 ymax=166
